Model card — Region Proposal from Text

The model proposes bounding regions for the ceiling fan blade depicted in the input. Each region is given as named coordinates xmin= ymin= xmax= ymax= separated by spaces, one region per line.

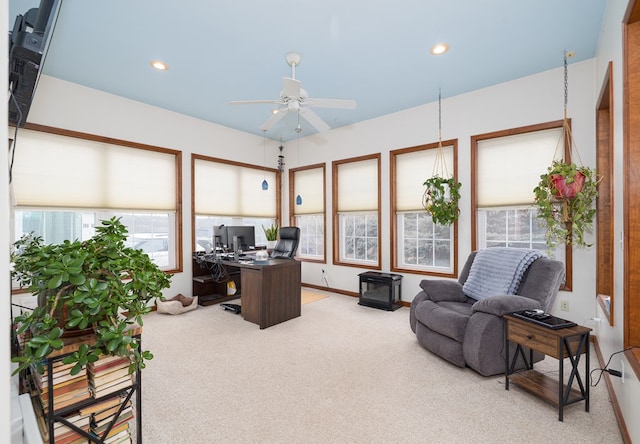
xmin=299 ymin=108 xmax=330 ymax=132
xmin=282 ymin=78 xmax=301 ymax=98
xmin=260 ymin=108 xmax=288 ymax=131
xmin=229 ymin=99 xmax=282 ymax=106
xmin=306 ymin=98 xmax=357 ymax=109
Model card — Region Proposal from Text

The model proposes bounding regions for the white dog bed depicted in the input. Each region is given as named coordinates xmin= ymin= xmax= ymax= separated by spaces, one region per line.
xmin=157 ymin=295 xmax=198 ymax=315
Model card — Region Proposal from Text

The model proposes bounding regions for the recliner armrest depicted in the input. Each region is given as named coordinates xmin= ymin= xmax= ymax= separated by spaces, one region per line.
xmin=471 ymin=294 xmax=542 ymax=316
xmin=419 ymin=279 xmax=467 ymax=303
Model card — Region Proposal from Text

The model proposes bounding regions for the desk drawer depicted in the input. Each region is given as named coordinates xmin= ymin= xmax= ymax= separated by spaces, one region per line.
xmin=508 ymin=322 xmax=558 ymax=356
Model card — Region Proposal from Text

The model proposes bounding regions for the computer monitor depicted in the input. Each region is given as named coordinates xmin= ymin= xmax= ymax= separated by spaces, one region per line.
xmin=213 ymin=225 xmax=228 ymax=251
xmin=225 ymin=226 xmax=256 ymax=253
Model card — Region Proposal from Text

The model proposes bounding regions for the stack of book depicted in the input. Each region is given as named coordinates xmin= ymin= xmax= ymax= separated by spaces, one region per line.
xmin=87 ymin=355 xmax=134 ymax=399
xmin=32 ymin=360 xmax=91 ymax=413
xmin=89 ymin=397 xmax=134 ymax=443
xmin=49 ymin=410 xmax=92 ymax=444
xmin=85 ymin=355 xmax=135 ymax=443
xmin=27 ymin=361 xmax=92 ymax=442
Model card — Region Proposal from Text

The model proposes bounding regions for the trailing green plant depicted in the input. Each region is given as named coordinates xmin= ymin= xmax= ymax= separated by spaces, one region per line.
xmin=533 ymin=160 xmax=599 ymax=249
xmin=11 ymin=217 xmax=172 ymax=376
xmin=262 ymin=223 xmax=279 ymax=241
xmin=422 ymin=176 xmax=462 ymax=225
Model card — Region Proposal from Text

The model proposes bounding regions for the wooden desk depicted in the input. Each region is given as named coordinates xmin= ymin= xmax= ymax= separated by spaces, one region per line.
xmin=231 ymin=258 xmax=301 ymax=329
xmin=504 ymin=314 xmax=591 ymax=421
xmin=192 ymin=255 xmax=301 ymax=329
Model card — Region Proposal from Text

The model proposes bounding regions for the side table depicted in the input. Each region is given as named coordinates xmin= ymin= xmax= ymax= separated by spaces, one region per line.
xmin=504 ymin=314 xmax=592 ymax=421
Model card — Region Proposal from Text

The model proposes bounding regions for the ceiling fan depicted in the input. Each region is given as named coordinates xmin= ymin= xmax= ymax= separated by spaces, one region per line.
xmin=229 ymin=52 xmax=357 ymax=133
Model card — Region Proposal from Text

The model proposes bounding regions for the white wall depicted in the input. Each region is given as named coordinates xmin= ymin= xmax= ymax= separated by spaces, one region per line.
xmin=295 ymin=59 xmax=598 ymax=321
xmin=26 ymin=61 xmax=597 ymax=320
xmin=592 ymin=0 xmax=640 ymax=441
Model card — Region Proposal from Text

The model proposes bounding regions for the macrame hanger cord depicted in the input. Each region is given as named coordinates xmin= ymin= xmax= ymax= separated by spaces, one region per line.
xmin=432 ymin=88 xmax=450 ymax=178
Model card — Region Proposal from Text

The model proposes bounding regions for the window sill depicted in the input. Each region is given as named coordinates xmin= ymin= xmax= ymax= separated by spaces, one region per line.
xmin=625 ymin=348 xmax=640 ymax=381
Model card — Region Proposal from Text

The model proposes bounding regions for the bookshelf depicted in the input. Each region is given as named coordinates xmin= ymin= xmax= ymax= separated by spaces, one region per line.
xmin=21 ymin=328 xmax=142 ymax=444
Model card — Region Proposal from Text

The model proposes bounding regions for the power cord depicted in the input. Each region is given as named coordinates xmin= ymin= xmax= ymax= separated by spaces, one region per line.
xmin=590 ymin=346 xmax=639 ymax=386
xmin=194 ymin=253 xmax=229 ymax=283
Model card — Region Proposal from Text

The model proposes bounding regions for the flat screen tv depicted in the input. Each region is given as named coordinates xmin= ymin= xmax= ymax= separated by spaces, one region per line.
xmin=8 ymin=0 xmax=61 ymax=127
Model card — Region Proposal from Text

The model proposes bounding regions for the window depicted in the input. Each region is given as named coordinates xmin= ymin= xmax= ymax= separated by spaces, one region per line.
xmin=596 ymin=61 xmax=614 ymax=325
xmin=332 ymin=154 xmax=380 ymax=268
xmin=290 ymin=164 xmax=325 ymax=261
xmin=471 ymin=121 xmax=572 ymax=288
xmin=624 ymin=7 xmax=640 ymax=364
xmin=192 ymin=154 xmax=279 ymax=251
xmin=10 ymin=126 xmax=181 ymax=272
xmin=391 ymin=141 xmax=458 ymax=276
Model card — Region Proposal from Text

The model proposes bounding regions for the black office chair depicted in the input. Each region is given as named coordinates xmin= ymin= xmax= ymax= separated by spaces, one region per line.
xmin=270 ymin=226 xmax=300 ymax=259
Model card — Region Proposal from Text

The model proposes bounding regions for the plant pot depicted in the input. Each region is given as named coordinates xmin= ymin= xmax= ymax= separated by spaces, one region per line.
xmin=266 ymin=240 xmax=277 ymax=252
xmin=37 ymin=292 xmax=94 ymax=338
xmin=550 ymin=171 xmax=585 ymax=199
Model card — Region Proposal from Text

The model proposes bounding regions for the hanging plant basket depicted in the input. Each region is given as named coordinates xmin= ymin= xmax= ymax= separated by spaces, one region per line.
xmin=533 ymin=160 xmax=598 ymax=249
xmin=422 ymin=176 xmax=462 ymax=225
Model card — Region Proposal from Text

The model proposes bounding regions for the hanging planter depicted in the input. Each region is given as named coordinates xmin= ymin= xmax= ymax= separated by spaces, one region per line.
xmin=420 ymin=88 xmax=462 ymax=226
xmin=533 ymin=53 xmax=599 ymax=250
xmin=534 ymin=160 xmax=598 ymax=249
xmin=422 ymin=175 xmax=462 ymax=225
xmin=550 ymin=168 xmax=585 ymax=199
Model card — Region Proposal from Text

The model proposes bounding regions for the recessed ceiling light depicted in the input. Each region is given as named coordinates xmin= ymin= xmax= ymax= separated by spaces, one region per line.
xmin=430 ymin=43 xmax=449 ymax=55
xmin=150 ymin=60 xmax=168 ymax=70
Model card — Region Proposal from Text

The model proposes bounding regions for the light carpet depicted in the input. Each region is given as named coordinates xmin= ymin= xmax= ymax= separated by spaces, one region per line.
xmin=138 ymin=292 xmax=622 ymax=444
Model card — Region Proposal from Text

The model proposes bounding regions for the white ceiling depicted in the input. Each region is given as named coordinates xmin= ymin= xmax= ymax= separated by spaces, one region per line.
xmin=9 ymin=0 xmax=608 ymax=141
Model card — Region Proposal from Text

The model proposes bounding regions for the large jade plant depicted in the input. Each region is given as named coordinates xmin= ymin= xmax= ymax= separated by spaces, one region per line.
xmin=11 ymin=217 xmax=172 ymax=376
xmin=533 ymin=160 xmax=598 ymax=249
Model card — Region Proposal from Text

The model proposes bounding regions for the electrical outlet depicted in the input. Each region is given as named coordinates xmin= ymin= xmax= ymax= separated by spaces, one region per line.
xmin=560 ymin=300 xmax=569 ymax=311
xmin=621 ymin=360 xmax=625 ymax=384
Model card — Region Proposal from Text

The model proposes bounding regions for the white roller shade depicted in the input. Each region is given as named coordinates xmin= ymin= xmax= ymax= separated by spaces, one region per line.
xmin=477 ymin=127 xmax=563 ymax=207
xmin=293 ymin=167 xmax=324 ymax=215
xmin=396 ymin=145 xmax=454 ymax=212
xmin=337 ymin=158 xmax=378 ymax=212
xmin=12 ymin=129 xmax=177 ymax=210
xmin=194 ymin=158 xmax=276 ymax=217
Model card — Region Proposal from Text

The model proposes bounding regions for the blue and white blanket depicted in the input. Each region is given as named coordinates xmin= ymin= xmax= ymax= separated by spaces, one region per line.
xmin=462 ymin=248 xmax=544 ymax=301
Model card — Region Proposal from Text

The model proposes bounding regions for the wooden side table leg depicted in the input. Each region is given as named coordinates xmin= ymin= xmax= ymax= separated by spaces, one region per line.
xmin=585 ymin=333 xmax=590 ymax=412
xmin=558 ymin=339 xmax=564 ymax=422
xmin=504 ymin=322 xmax=510 ymax=390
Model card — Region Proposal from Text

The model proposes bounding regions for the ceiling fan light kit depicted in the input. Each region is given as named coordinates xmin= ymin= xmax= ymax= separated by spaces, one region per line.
xmin=229 ymin=52 xmax=356 ymax=133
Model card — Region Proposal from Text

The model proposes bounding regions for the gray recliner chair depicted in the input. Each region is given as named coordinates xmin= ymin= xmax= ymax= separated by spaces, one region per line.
xmin=409 ymin=248 xmax=565 ymax=376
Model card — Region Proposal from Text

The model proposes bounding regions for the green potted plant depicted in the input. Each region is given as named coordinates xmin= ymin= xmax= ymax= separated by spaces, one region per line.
xmin=262 ymin=223 xmax=279 ymax=250
xmin=533 ymin=159 xmax=599 ymax=249
xmin=422 ymin=176 xmax=462 ymax=225
xmin=11 ymin=217 xmax=172 ymax=376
